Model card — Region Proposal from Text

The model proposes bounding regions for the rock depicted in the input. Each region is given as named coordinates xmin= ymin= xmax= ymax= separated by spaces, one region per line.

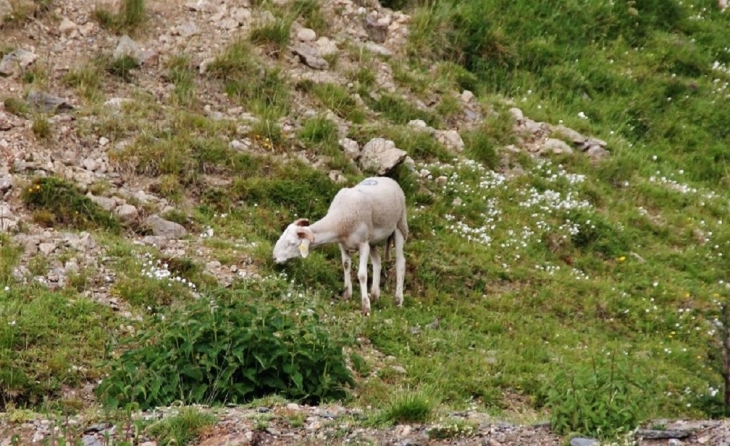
xmin=297 ymin=27 xmax=316 ymax=41
xmin=391 ymin=365 xmax=407 ymax=374
xmin=339 ymin=138 xmax=360 ymax=160
xmin=359 ymin=138 xmax=407 ymax=175
xmin=408 ymin=119 xmax=435 ymax=134
xmin=363 ymin=42 xmax=392 ymax=57
xmin=104 ymin=98 xmax=131 ymax=110
xmin=175 ymin=22 xmax=200 ymax=38
xmin=315 ymin=37 xmax=338 ymax=56
xmin=365 ymin=14 xmax=388 ymax=43
xmin=461 ymin=90 xmax=475 ymax=103
xmin=508 ymin=107 xmax=524 ymax=122
xmin=539 ymin=138 xmax=573 ymax=155
xmin=67 ymin=232 xmax=97 ymax=251
xmin=39 ymin=242 xmax=57 ymax=256
xmin=585 ymin=145 xmax=610 ymax=161
xmin=83 ymin=158 xmax=99 ymax=171
xmin=552 ymin=124 xmax=585 ymax=145
xmin=292 ymin=44 xmax=329 ymax=70
xmin=569 ymin=438 xmax=599 ymax=446
xmin=0 ymin=0 xmax=11 ymax=20
xmin=113 ymin=35 xmax=143 ymax=63
xmin=59 ymin=17 xmax=77 ymax=34
xmin=435 ymin=130 xmax=465 ymax=152
xmin=26 ymin=91 xmax=74 ymax=113
xmin=88 ymin=195 xmax=117 ymax=212
xmin=0 ymin=203 xmax=17 ymax=232
xmin=81 ymin=435 xmax=103 ymax=446
xmin=0 ymin=175 xmax=11 ymax=193
xmin=146 ymin=215 xmax=187 ymax=239
xmin=635 ymin=429 xmax=692 ymax=440
xmin=0 ymin=49 xmax=38 ymax=77
xmin=114 ymin=204 xmax=139 ymax=222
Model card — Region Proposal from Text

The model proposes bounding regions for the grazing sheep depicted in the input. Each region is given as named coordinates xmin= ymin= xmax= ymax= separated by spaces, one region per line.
xmin=273 ymin=177 xmax=408 ymax=315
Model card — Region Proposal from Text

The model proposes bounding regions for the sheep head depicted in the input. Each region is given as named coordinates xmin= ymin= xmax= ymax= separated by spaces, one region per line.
xmin=273 ymin=218 xmax=315 ymax=263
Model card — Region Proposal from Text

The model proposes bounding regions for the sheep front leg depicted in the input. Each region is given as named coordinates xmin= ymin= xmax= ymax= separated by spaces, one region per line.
xmin=369 ymin=245 xmax=381 ymax=301
xmin=339 ymin=244 xmax=352 ymax=300
xmin=394 ymin=229 xmax=406 ymax=307
xmin=357 ymin=243 xmax=371 ymax=315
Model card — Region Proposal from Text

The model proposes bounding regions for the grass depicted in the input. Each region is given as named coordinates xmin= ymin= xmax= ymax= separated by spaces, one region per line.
xmin=92 ymin=0 xmax=146 ymax=33
xmin=208 ymin=38 xmax=291 ymax=119
xmin=21 ymin=176 xmax=121 ymax=232
xmin=146 ymin=407 xmax=216 ymax=446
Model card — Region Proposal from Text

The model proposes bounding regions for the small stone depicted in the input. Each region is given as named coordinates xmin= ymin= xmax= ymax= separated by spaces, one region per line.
xmin=0 ymin=175 xmax=11 ymax=193
xmin=339 ymin=138 xmax=360 ymax=160
xmin=436 ymin=130 xmax=465 ymax=152
xmin=570 ymin=438 xmax=599 ymax=446
xmin=39 ymin=242 xmax=57 ymax=256
xmin=292 ymin=44 xmax=328 ymax=70
xmin=359 ymin=138 xmax=407 ymax=175
xmin=83 ymin=158 xmax=99 ymax=171
xmin=461 ymin=90 xmax=475 ymax=103
xmin=297 ymin=27 xmax=317 ymax=41
xmin=113 ymin=35 xmax=143 ymax=63
xmin=99 ymin=137 xmax=110 ymax=147
xmin=540 ymin=138 xmax=573 ymax=155
xmin=146 ymin=214 xmax=187 ymax=239
xmin=0 ymin=49 xmax=38 ymax=77
xmin=59 ymin=17 xmax=77 ymax=34
xmin=315 ymin=37 xmax=338 ymax=56
xmin=26 ymin=91 xmax=74 ymax=113
xmin=89 ymin=195 xmax=116 ymax=211
xmin=363 ymin=42 xmax=391 ymax=57
xmin=391 ymin=365 xmax=407 ymax=374
xmin=114 ymin=204 xmax=139 ymax=222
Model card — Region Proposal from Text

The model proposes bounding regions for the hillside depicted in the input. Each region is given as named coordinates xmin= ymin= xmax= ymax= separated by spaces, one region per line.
xmin=2 ymin=0 xmax=730 ymax=444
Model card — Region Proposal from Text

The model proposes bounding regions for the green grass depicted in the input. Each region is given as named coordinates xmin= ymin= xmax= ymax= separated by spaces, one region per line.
xmin=21 ymin=176 xmax=121 ymax=233
xmin=92 ymin=0 xmax=146 ymax=33
xmin=0 ymin=284 xmax=122 ymax=408
xmin=146 ymin=407 xmax=216 ymax=446
xmin=208 ymin=39 xmax=291 ymax=118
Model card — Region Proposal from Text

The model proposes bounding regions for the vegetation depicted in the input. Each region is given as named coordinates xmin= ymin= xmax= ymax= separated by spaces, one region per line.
xmin=96 ymin=284 xmax=354 ymax=409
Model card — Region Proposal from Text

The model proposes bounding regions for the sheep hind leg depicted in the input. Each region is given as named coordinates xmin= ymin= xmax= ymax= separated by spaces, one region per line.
xmin=357 ymin=243 xmax=371 ymax=315
xmin=369 ymin=245 xmax=381 ymax=301
xmin=339 ymin=244 xmax=352 ymax=300
xmin=394 ymin=229 xmax=406 ymax=307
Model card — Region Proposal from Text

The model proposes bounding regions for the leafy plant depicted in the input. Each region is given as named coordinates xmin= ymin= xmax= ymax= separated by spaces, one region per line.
xmin=96 ymin=292 xmax=353 ymax=409
xmin=544 ymin=355 xmax=646 ymax=439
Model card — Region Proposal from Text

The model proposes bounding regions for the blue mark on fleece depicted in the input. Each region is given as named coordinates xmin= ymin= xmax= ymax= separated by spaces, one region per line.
xmin=359 ymin=179 xmax=379 ymax=186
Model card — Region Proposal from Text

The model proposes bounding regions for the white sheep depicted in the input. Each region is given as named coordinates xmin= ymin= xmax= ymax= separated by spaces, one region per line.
xmin=272 ymin=177 xmax=408 ymax=315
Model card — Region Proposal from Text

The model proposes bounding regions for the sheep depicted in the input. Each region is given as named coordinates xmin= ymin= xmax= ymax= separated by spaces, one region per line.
xmin=272 ymin=176 xmax=408 ymax=315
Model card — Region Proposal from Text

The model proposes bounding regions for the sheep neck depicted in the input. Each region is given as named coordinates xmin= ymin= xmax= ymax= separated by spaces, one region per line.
xmin=309 ymin=216 xmax=345 ymax=247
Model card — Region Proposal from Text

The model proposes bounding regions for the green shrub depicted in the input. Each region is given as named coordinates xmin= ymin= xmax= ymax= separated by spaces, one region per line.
xmin=96 ymin=294 xmax=353 ymax=409
xmin=544 ymin=356 xmax=646 ymax=439
xmin=21 ymin=176 xmax=121 ymax=232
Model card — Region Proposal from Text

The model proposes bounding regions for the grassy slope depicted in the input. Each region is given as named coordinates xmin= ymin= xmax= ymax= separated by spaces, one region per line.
xmin=2 ymin=0 xmax=730 ymax=440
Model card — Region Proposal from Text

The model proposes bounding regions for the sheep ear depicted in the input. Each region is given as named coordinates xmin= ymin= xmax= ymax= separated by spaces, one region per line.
xmin=295 ymin=227 xmax=315 ymax=242
xmin=298 ymin=238 xmax=311 ymax=258
xmin=293 ymin=218 xmax=310 ymax=227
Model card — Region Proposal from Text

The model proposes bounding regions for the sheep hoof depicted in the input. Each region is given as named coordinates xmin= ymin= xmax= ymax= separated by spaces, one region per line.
xmin=361 ymin=307 xmax=371 ymax=316
xmin=341 ymin=289 xmax=352 ymax=300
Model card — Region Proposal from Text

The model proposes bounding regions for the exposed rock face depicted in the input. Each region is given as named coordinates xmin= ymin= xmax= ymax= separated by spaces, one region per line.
xmin=145 ymin=215 xmax=188 ymax=239
xmin=0 ymin=49 xmax=38 ymax=77
xmin=359 ymin=138 xmax=407 ymax=175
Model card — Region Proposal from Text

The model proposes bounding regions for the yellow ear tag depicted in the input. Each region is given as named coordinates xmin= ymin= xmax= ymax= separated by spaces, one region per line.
xmin=298 ymin=243 xmax=309 ymax=257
